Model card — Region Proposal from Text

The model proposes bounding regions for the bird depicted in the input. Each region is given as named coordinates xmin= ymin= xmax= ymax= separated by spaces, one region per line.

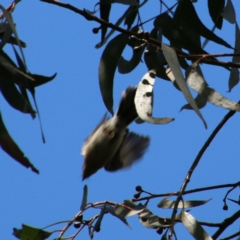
xmin=81 ymin=86 xmax=150 ymax=180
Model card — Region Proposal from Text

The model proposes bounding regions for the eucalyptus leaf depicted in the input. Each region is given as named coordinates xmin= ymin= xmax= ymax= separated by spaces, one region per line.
xmin=107 ymin=204 xmax=131 ymax=228
xmin=13 ymin=224 xmax=51 ymax=240
xmin=0 ymin=5 xmax=27 ymax=67
xmin=124 ymin=2 xmax=138 ymax=29
xmin=0 ymin=113 xmax=39 ymax=174
xmin=92 ymin=205 xmax=105 ymax=233
xmin=118 ymin=36 xmax=144 ymax=74
xmin=0 ymin=72 xmax=36 ymax=114
xmin=139 ymin=208 xmax=171 ymax=229
xmin=187 ymin=63 xmax=240 ymax=112
xmin=180 ymin=211 xmax=213 ymax=240
xmin=0 ymin=22 xmax=12 ymax=49
xmin=144 ymin=28 xmax=168 ymax=80
xmin=228 ymin=23 xmax=240 ymax=92
xmin=100 ymin=1 xmax=111 ymax=44
xmin=80 ymin=185 xmax=88 ymax=210
xmin=181 ymin=0 xmax=233 ymax=49
xmin=162 ymin=44 xmax=207 ymax=128
xmin=157 ymin=197 xmax=211 ymax=209
xmin=134 ymin=70 xmax=174 ymax=124
xmin=98 ymin=33 xmax=128 ymax=114
xmin=222 ymin=0 xmax=236 ymax=24
xmin=207 ymin=0 xmax=225 ymax=29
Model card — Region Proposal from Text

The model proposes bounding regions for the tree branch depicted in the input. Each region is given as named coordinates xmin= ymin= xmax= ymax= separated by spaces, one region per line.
xmin=169 ymin=108 xmax=237 ymax=239
xmin=132 ymin=181 xmax=240 ymax=202
xmin=212 ymin=210 xmax=240 ymax=240
xmin=40 ymin=0 xmax=240 ymax=69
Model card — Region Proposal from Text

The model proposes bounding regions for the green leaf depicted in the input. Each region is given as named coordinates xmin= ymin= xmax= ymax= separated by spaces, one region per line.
xmin=157 ymin=197 xmax=211 ymax=209
xmin=98 ymin=33 xmax=128 ymax=114
xmin=80 ymin=185 xmax=88 ymax=210
xmin=0 ymin=51 xmax=34 ymax=81
xmin=96 ymin=4 xmax=134 ymax=48
xmin=139 ymin=208 xmax=171 ymax=229
xmin=13 ymin=224 xmax=52 ymax=240
xmin=154 ymin=13 xmax=209 ymax=55
xmin=186 ymin=63 xmax=240 ymax=112
xmin=180 ymin=94 xmax=207 ymax=111
xmin=100 ymin=1 xmax=111 ymax=44
xmin=222 ymin=0 xmax=236 ymax=24
xmin=144 ymin=28 xmax=168 ymax=80
xmin=228 ymin=23 xmax=240 ymax=92
xmin=124 ymin=2 xmax=138 ymax=29
xmin=208 ymin=0 xmax=225 ymax=29
xmin=0 ymin=5 xmax=27 ymax=67
xmin=181 ymin=0 xmax=233 ymax=49
xmin=180 ymin=211 xmax=213 ymax=240
xmin=0 ymin=22 xmax=12 ymax=49
xmin=118 ymin=34 xmax=144 ymax=74
xmin=134 ymin=70 xmax=174 ymax=124
xmin=107 ymin=204 xmax=131 ymax=228
xmin=29 ymin=73 xmax=57 ymax=87
xmin=0 ymin=69 xmax=36 ymax=114
xmin=92 ymin=205 xmax=105 ymax=235
xmin=162 ymin=44 xmax=207 ymax=128
xmin=0 ymin=113 xmax=39 ymax=173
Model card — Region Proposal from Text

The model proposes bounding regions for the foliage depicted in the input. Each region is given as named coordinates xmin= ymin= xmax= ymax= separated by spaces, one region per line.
xmin=0 ymin=0 xmax=240 ymax=239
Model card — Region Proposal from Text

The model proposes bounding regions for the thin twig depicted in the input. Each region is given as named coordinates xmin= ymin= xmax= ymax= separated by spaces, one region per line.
xmin=56 ymin=200 xmax=135 ymax=239
xmin=40 ymin=0 xmax=240 ymax=69
xmin=0 ymin=0 xmax=21 ymax=19
xmin=220 ymin=230 xmax=240 ymax=240
xmin=212 ymin=210 xmax=240 ymax=240
xmin=132 ymin=181 xmax=240 ymax=202
xmin=169 ymin=108 xmax=238 ymax=239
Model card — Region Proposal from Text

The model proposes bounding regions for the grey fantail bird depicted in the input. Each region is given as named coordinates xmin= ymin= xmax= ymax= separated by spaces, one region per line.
xmin=81 ymin=86 xmax=150 ymax=180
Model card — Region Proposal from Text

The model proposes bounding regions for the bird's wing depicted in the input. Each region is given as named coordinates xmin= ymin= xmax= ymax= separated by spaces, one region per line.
xmin=81 ymin=113 xmax=109 ymax=156
xmin=104 ymin=131 xmax=150 ymax=172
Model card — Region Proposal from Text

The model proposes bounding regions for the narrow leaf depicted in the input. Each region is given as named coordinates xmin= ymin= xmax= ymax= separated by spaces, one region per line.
xmin=13 ymin=224 xmax=52 ymax=240
xmin=107 ymin=204 xmax=131 ymax=228
xmin=124 ymin=3 xmax=138 ymax=29
xmin=181 ymin=0 xmax=233 ymax=49
xmin=158 ymin=197 xmax=211 ymax=209
xmin=0 ymin=73 xmax=36 ymax=114
xmin=29 ymin=73 xmax=57 ymax=87
xmin=0 ymin=113 xmax=39 ymax=173
xmin=154 ymin=13 xmax=212 ymax=55
xmin=228 ymin=23 xmax=240 ymax=92
xmin=0 ymin=22 xmax=12 ymax=49
xmin=92 ymin=205 xmax=105 ymax=234
xmin=144 ymin=28 xmax=168 ymax=80
xmin=0 ymin=51 xmax=33 ymax=81
xmin=207 ymin=0 xmax=225 ymax=29
xmin=139 ymin=208 xmax=171 ymax=229
xmin=162 ymin=44 xmax=207 ymax=128
xmin=80 ymin=185 xmax=88 ymax=210
xmin=222 ymin=0 xmax=236 ymax=24
xmin=180 ymin=211 xmax=213 ymax=240
xmin=187 ymin=63 xmax=240 ymax=112
xmin=98 ymin=33 xmax=128 ymax=114
xmin=0 ymin=5 xmax=27 ymax=67
xmin=118 ymin=35 xmax=145 ymax=74
xmin=134 ymin=70 xmax=174 ymax=124
xmin=99 ymin=1 xmax=111 ymax=44
xmin=180 ymin=94 xmax=207 ymax=111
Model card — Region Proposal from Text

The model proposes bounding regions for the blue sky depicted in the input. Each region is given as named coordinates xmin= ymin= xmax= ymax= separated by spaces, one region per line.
xmin=0 ymin=0 xmax=240 ymax=239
